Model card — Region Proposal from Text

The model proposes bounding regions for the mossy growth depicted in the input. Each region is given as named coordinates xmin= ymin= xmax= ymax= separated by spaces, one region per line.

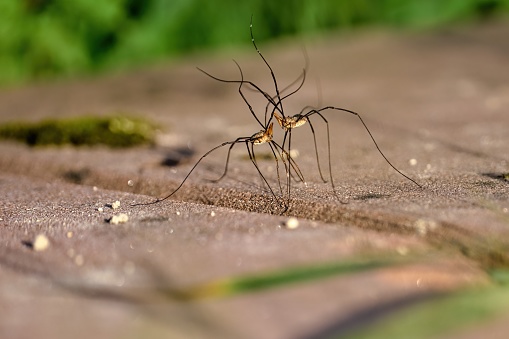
xmin=0 ymin=115 xmax=157 ymax=147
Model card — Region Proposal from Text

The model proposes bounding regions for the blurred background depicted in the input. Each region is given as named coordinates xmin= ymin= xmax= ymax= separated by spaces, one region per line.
xmin=1 ymin=0 xmax=508 ymax=87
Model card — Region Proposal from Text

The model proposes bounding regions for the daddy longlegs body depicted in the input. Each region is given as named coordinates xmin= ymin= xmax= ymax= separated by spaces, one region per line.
xmin=247 ymin=16 xmax=422 ymax=198
xmin=133 ymin=63 xmax=302 ymax=212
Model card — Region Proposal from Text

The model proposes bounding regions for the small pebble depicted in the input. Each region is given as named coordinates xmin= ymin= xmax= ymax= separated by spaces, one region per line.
xmin=285 ymin=217 xmax=299 ymax=229
xmin=33 ymin=234 xmax=50 ymax=251
xmin=66 ymin=231 xmax=73 ymax=238
xmin=97 ymin=207 xmax=104 ymax=212
xmin=111 ymin=200 xmax=121 ymax=209
xmin=210 ymin=211 xmax=216 ymax=217
xmin=127 ymin=180 xmax=134 ymax=187
xmin=409 ymin=158 xmax=417 ymax=166
xmin=109 ymin=213 xmax=129 ymax=225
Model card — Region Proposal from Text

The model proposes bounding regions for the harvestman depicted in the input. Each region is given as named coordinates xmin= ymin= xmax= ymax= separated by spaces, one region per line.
xmin=197 ymin=61 xmax=307 ymax=199
xmin=133 ymin=64 xmax=301 ymax=211
xmin=201 ymin=61 xmax=305 ymax=187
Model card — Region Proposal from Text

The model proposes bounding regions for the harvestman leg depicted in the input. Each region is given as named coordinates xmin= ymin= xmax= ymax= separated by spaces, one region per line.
xmin=131 ymin=126 xmax=289 ymax=210
xmin=303 ymin=106 xmax=422 ymax=190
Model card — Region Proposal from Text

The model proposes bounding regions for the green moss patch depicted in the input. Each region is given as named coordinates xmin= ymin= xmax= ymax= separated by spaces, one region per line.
xmin=0 ymin=115 xmax=157 ymax=147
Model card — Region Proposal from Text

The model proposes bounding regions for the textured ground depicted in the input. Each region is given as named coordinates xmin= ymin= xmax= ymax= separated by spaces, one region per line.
xmin=0 ymin=22 xmax=508 ymax=339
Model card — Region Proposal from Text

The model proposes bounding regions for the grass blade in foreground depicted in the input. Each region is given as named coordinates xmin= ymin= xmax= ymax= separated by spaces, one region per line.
xmin=170 ymin=259 xmax=401 ymax=301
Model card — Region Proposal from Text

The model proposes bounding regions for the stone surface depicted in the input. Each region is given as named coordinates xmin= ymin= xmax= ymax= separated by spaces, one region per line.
xmin=0 ymin=22 xmax=508 ymax=339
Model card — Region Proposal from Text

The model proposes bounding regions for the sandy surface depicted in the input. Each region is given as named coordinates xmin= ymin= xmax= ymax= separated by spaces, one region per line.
xmin=0 ymin=22 xmax=508 ymax=338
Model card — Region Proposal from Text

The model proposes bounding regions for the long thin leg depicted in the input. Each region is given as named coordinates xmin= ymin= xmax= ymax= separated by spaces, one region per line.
xmin=244 ymin=67 xmax=304 ymax=97
xmin=286 ymin=129 xmax=294 ymax=201
xmin=250 ymin=15 xmax=284 ymax=125
xmin=308 ymin=107 xmax=423 ymax=188
xmin=281 ymin=130 xmax=289 ymax=156
xmin=273 ymin=134 xmax=306 ymax=183
xmin=306 ymin=116 xmax=328 ymax=183
xmin=265 ymin=45 xmax=310 ymax=123
xmin=197 ymin=66 xmax=265 ymax=129
xmin=263 ymin=67 xmax=306 ymax=126
xmin=269 ymin=141 xmax=293 ymax=209
xmin=132 ymin=138 xmax=247 ymax=206
xmin=279 ymin=130 xmax=292 ymax=182
xmin=236 ymin=64 xmax=268 ymax=130
xmin=289 ymin=154 xmax=305 ymax=184
xmin=250 ymin=43 xmax=309 ymax=125
xmin=245 ymin=141 xmax=282 ymax=207
xmin=244 ymin=50 xmax=309 ymax=130
xmin=278 ymin=129 xmax=302 ymax=184
xmin=271 ymin=140 xmax=305 ymax=184
xmin=244 ymin=65 xmax=306 ymax=124
xmin=308 ymin=111 xmax=336 ymax=194
xmin=267 ymin=142 xmax=284 ymax=197
xmin=209 ymin=141 xmax=237 ymax=183
xmin=197 ymin=63 xmax=284 ymax=130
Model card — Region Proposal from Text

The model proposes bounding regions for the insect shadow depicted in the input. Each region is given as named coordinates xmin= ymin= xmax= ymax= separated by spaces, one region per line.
xmin=132 ymin=63 xmax=302 ymax=212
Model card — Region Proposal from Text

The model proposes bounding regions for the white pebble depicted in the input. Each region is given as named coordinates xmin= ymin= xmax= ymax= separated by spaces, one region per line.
xmin=109 ymin=213 xmax=129 ymax=225
xmin=33 ymin=234 xmax=50 ymax=251
xmin=112 ymin=200 xmax=121 ymax=209
xmin=285 ymin=217 xmax=299 ymax=229
xmin=210 ymin=211 xmax=216 ymax=217
xmin=409 ymin=158 xmax=418 ymax=166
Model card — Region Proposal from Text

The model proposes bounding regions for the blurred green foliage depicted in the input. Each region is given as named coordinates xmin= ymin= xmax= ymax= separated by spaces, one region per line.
xmin=349 ymin=286 xmax=509 ymax=339
xmin=0 ymin=115 xmax=156 ymax=147
xmin=0 ymin=0 xmax=508 ymax=86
